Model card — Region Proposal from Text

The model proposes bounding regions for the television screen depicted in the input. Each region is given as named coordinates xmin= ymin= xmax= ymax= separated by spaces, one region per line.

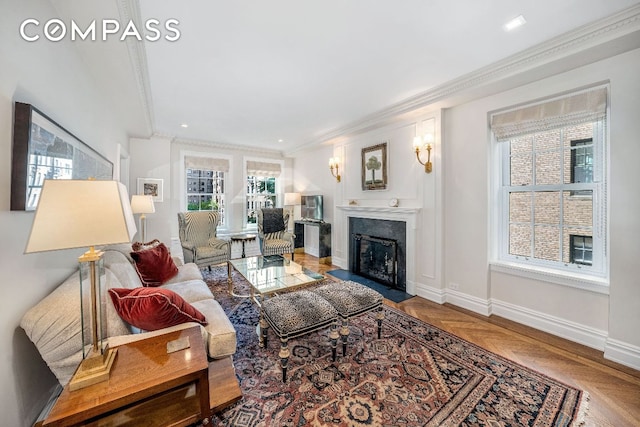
xmin=301 ymin=195 xmax=323 ymax=221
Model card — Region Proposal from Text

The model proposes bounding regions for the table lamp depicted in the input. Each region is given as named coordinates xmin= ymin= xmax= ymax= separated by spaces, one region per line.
xmin=25 ymin=179 xmax=137 ymax=390
xmin=130 ymin=194 xmax=155 ymax=242
xmin=284 ymin=192 xmax=301 ymax=229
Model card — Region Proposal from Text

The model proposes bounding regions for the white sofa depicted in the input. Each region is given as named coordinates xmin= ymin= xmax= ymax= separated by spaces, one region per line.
xmin=20 ymin=244 xmax=237 ymax=386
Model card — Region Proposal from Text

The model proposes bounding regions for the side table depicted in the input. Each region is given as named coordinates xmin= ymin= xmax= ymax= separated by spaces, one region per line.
xmin=43 ymin=326 xmax=210 ymax=426
xmin=230 ymin=233 xmax=257 ymax=258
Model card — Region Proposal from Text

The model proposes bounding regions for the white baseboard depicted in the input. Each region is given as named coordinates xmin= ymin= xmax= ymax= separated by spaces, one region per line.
xmin=604 ymin=338 xmax=640 ymax=371
xmin=491 ymin=298 xmax=608 ymax=351
xmin=415 ymin=283 xmax=446 ymax=304
xmin=445 ymin=289 xmax=492 ymax=316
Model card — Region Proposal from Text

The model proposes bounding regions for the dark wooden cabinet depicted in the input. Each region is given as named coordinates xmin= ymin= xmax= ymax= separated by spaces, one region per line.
xmin=294 ymin=220 xmax=331 ymax=264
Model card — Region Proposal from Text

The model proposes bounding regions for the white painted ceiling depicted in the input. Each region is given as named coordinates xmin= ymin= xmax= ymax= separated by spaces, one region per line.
xmin=54 ymin=0 xmax=640 ymax=152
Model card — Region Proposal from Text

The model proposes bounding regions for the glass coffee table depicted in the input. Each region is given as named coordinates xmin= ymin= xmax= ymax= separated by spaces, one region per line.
xmin=227 ymin=255 xmax=325 ymax=345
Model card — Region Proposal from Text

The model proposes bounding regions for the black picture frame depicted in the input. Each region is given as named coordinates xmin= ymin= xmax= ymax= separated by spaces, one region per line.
xmin=361 ymin=142 xmax=388 ymax=191
xmin=11 ymin=102 xmax=113 ymax=211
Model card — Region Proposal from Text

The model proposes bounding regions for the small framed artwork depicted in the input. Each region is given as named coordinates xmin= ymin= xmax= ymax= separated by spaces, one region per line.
xmin=361 ymin=142 xmax=388 ymax=191
xmin=137 ymin=178 xmax=163 ymax=202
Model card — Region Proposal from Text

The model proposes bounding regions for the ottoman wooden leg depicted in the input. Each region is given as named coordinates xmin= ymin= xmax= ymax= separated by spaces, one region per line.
xmin=329 ymin=320 xmax=339 ymax=362
xmin=279 ymin=336 xmax=290 ymax=382
xmin=376 ymin=306 xmax=384 ymax=339
xmin=261 ymin=317 xmax=269 ymax=348
xmin=339 ymin=319 xmax=350 ymax=356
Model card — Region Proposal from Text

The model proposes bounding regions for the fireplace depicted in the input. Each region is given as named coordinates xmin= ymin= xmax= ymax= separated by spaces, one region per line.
xmin=354 ymin=234 xmax=397 ymax=287
xmin=349 ymin=217 xmax=406 ymax=291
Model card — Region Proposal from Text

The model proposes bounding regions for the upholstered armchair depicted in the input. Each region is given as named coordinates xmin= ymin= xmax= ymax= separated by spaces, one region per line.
xmin=177 ymin=211 xmax=231 ymax=270
xmin=257 ymin=208 xmax=295 ymax=260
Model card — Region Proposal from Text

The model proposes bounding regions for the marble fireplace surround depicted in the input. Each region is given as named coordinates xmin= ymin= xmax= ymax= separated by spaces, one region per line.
xmin=337 ymin=205 xmax=420 ymax=296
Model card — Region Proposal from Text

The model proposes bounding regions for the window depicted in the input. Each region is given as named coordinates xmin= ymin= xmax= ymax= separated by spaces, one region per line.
xmin=570 ymin=138 xmax=593 ymax=196
xmin=570 ymin=235 xmax=593 ymax=265
xmin=246 ymin=176 xmax=276 ymax=224
xmin=184 ymin=156 xmax=229 ymax=225
xmin=245 ymin=160 xmax=282 ymax=225
xmin=492 ymin=87 xmax=607 ymax=277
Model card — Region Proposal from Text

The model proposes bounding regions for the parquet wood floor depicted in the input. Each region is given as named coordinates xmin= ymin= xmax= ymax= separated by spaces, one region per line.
xmin=293 ymin=253 xmax=640 ymax=427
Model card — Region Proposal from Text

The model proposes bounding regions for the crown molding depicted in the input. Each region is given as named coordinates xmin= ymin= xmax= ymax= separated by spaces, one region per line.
xmin=117 ymin=0 xmax=155 ymax=135
xmin=169 ymin=135 xmax=284 ymax=157
xmin=296 ymin=4 xmax=640 ymax=151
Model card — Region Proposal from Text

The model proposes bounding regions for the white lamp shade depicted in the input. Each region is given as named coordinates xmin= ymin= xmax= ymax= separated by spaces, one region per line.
xmin=25 ymin=180 xmax=137 ymax=253
xmin=130 ymin=195 xmax=156 ymax=214
xmin=284 ymin=192 xmax=301 ymax=206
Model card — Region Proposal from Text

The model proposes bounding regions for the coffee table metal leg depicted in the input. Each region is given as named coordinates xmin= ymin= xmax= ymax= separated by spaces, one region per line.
xmin=227 ymin=262 xmax=250 ymax=298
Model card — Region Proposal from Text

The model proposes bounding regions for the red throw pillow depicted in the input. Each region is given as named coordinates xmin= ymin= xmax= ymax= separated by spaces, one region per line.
xmin=130 ymin=243 xmax=178 ymax=286
xmin=108 ymin=287 xmax=207 ymax=331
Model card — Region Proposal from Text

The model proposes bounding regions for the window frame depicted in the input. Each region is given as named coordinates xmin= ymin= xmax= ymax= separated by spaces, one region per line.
xmin=179 ymin=151 xmax=232 ymax=233
xmin=490 ymin=88 xmax=609 ymax=292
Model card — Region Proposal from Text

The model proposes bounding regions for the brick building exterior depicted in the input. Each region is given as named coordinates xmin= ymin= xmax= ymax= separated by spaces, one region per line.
xmin=508 ymin=123 xmax=593 ymax=265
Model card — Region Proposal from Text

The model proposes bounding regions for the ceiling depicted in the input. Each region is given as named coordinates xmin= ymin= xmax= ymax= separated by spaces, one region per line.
xmin=53 ymin=0 xmax=640 ymax=152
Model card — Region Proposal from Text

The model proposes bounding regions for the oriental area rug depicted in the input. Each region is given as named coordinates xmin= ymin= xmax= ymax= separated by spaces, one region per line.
xmin=202 ymin=268 xmax=587 ymax=427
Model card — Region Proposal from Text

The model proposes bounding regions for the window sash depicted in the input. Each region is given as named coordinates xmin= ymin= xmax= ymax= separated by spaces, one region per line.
xmin=498 ymin=119 xmax=606 ymax=276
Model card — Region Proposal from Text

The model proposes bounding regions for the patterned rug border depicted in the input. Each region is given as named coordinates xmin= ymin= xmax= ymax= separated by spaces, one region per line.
xmin=203 ymin=268 xmax=589 ymax=426
xmin=371 ymin=304 xmax=590 ymax=427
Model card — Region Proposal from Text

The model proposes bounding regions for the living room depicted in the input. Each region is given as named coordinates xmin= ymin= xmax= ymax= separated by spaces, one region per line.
xmin=2 ymin=1 xmax=640 ymax=426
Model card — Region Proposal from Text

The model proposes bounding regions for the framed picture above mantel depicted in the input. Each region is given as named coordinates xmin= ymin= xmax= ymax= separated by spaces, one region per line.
xmin=361 ymin=142 xmax=388 ymax=191
xmin=10 ymin=102 xmax=113 ymax=211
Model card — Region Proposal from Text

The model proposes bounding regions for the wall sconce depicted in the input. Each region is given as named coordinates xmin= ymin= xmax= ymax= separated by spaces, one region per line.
xmin=413 ymin=133 xmax=434 ymax=173
xmin=329 ymin=157 xmax=341 ymax=182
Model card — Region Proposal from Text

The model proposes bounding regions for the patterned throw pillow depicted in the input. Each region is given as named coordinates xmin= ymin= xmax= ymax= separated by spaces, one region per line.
xmin=130 ymin=242 xmax=178 ymax=286
xmin=131 ymin=239 xmax=162 ymax=252
xmin=108 ymin=287 xmax=207 ymax=331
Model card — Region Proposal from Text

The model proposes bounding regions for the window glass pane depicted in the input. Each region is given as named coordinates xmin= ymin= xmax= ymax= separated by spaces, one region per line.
xmin=533 ymin=129 xmax=561 ymax=185
xmin=564 ymin=123 xmax=594 ymax=185
xmin=534 ymin=225 xmax=560 ymax=261
xmin=563 ymin=190 xmax=592 ymax=227
xmin=535 ymin=151 xmax=561 ymax=185
xmin=509 ymin=223 xmax=531 ymax=257
xmin=534 ymin=191 xmax=560 ymax=225
xmin=509 ymin=192 xmax=531 ymax=222
xmin=509 ymin=136 xmax=532 ymax=186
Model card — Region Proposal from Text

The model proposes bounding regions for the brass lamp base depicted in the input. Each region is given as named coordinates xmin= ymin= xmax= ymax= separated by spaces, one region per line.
xmin=69 ymin=346 xmax=118 ymax=391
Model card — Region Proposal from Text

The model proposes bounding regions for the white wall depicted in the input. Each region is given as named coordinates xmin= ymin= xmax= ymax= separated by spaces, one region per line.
xmin=0 ymin=2 xmax=131 ymax=425
xmin=293 ymin=112 xmax=443 ymax=292
xmin=444 ymin=48 xmax=640 ymax=367
xmin=129 ymin=138 xmax=292 ymax=248
xmin=308 ymin=49 xmax=640 ymax=370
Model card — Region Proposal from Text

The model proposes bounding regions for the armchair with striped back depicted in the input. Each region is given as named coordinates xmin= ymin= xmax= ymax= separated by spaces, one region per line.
xmin=177 ymin=211 xmax=231 ymax=270
xmin=257 ymin=208 xmax=295 ymax=260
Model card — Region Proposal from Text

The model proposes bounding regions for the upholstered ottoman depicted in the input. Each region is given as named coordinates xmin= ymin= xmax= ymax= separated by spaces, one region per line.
xmin=261 ymin=290 xmax=339 ymax=382
xmin=311 ymin=280 xmax=384 ymax=356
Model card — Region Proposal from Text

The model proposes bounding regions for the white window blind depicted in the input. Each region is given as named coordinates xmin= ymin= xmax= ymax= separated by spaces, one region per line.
xmin=491 ymin=87 xmax=607 ymax=141
xmin=185 ymin=156 xmax=229 ymax=173
xmin=246 ymin=160 xmax=281 ymax=177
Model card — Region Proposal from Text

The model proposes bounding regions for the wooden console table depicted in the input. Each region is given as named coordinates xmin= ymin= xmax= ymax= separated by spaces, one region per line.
xmin=42 ymin=327 xmax=211 ymax=426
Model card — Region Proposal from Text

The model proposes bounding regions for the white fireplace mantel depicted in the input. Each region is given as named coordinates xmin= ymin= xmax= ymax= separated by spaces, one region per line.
xmin=336 ymin=205 xmax=421 ymax=295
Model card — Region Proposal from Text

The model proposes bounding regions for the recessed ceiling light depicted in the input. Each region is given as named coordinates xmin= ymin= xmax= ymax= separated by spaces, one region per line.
xmin=180 ymin=123 xmax=188 ymax=128
xmin=504 ymin=15 xmax=526 ymax=32
xmin=278 ymin=139 xmax=284 ymax=143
